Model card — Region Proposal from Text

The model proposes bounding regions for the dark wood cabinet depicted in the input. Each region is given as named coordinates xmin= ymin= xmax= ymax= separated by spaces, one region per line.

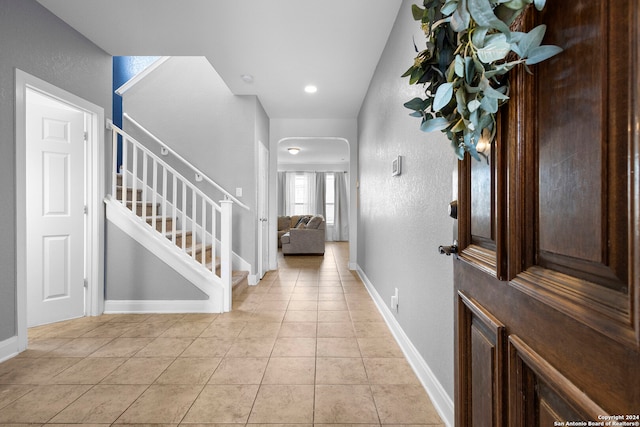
xmin=454 ymin=1 xmax=640 ymax=425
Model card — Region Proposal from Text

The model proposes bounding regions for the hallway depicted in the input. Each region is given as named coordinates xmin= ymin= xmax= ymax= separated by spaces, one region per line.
xmin=0 ymin=242 xmax=443 ymax=425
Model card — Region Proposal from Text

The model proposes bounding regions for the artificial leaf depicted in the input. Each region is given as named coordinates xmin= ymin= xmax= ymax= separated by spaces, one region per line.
xmin=455 ymin=87 xmax=467 ymax=114
xmin=454 ymin=55 xmax=464 ymax=77
xmin=468 ymin=99 xmax=481 ymax=112
xmin=468 ymin=0 xmax=511 ymax=36
xmin=525 ymin=45 xmax=563 ymax=64
xmin=401 ymin=65 xmax=415 ymax=78
xmin=451 ymin=118 xmax=467 ymax=132
xmin=433 ymin=82 xmax=454 ymax=111
xmin=450 ymin=0 xmax=470 ymax=32
xmin=412 ymin=4 xmax=425 ymax=21
xmin=465 ymin=57 xmax=475 ymax=84
xmin=501 ymin=0 xmax=531 ymax=10
xmin=494 ymin=4 xmax=520 ymax=25
xmin=477 ymin=34 xmax=511 ymax=63
xmin=471 ymin=27 xmax=489 ymax=48
xmin=421 ymin=117 xmax=452 ymax=132
xmin=409 ymin=111 xmax=424 ymax=118
xmin=403 ymin=97 xmax=426 ymax=111
xmin=517 ymin=25 xmax=547 ymax=58
xmin=534 ymin=0 xmax=546 ymax=11
xmin=479 ymin=77 xmax=510 ymax=100
xmin=452 ymin=140 xmax=466 ymax=160
xmin=441 ymin=0 xmax=459 ymax=16
xmin=410 ymin=66 xmax=426 ymax=84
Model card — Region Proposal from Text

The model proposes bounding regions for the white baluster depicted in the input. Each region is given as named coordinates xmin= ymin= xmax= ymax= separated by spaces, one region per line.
xmin=220 ymin=200 xmax=233 ymax=312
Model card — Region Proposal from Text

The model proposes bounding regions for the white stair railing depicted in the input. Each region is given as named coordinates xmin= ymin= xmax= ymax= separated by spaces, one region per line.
xmin=109 ymin=122 xmax=233 ymax=312
xmin=123 ymin=113 xmax=250 ymax=211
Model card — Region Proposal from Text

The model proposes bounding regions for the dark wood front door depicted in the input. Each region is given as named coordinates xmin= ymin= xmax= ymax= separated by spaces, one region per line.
xmin=453 ymin=1 xmax=639 ymax=425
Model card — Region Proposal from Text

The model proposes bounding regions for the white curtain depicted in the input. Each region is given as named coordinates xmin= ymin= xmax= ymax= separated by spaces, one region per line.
xmin=282 ymin=172 xmax=317 ymax=215
xmin=315 ymin=172 xmax=326 ymax=218
xmin=332 ymin=172 xmax=349 ymax=241
xmin=277 ymin=172 xmax=286 ymax=215
xmin=284 ymin=172 xmax=296 ymax=215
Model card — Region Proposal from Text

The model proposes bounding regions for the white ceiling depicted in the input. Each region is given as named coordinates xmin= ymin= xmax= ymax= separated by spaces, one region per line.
xmin=37 ymin=0 xmax=402 ymax=121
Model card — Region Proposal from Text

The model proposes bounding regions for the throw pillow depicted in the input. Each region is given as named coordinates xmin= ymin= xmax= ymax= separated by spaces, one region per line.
xmin=295 ymin=216 xmax=310 ymax=228
xmin=306 ymin=215 xmax=323 ymax=229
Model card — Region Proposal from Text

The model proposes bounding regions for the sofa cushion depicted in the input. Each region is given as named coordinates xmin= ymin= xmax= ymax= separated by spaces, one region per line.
xmin=278 ymin=216 xmax=291 ymax=231
xmin=281 ymin=232 xmax=290 ymax=244
xmin=306 ymin=215 xmax=324 ymax=229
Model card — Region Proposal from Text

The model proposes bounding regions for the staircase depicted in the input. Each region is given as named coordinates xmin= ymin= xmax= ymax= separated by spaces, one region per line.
xmin=116 ymin=174 xmax=248 ymax=295
xmin=106 ymin=122 xmax=249 ymax=312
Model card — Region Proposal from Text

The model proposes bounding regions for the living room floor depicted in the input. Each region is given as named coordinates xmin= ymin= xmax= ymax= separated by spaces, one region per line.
xmin=0 ymin=242 xmax=444 ymax=426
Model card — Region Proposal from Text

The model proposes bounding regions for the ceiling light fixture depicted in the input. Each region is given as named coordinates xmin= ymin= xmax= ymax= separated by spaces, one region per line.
xmin=304 ymin=85 xmax=317 ymax=94
xmin=240 ymin=74 xmax=254 ymax=83
xmin=288 ymin=147 xmax=301 ymax=155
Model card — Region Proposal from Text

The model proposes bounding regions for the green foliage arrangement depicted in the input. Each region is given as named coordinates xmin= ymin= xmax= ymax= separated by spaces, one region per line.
xmin=402 ymin=0 xmax=562 ymax=160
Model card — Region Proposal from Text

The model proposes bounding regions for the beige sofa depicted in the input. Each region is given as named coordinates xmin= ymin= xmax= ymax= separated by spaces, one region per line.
xmin=278 ymin=215 xmax=325 ymax=255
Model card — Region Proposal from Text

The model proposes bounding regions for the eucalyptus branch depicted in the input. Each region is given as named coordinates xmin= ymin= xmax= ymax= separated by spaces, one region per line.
xmin=402 ymin=0 xmax=562 ymax=161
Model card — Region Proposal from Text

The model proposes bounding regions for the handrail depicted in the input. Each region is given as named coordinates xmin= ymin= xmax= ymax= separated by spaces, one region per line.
xmin=123 ymin=113 xmax=250 ymax=211
xmin=109 ymin=121 xmax=234 ymax=312
xmin=110 ymin=124 xmax=219 ymax=210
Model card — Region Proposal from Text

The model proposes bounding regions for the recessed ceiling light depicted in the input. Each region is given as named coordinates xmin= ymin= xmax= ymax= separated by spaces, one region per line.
xmin=240 ymin=74 xmax=254 ymax=83
xmin=288 ymin=147 xmax=301 ymax=155
xmin=304 ymin=85 xmax=317 ymax=94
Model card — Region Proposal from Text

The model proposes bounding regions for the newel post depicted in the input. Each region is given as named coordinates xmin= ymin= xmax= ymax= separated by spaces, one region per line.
xmin=220 ymin=200 xmax=233 ymax=312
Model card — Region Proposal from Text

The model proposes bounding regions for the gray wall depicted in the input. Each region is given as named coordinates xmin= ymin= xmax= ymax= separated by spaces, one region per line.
xmin=0 ymin=0 xmax=111 ymax=341
xmin=357 ymin=0 xmax=456 ymax=399
xmin=121 ymin=57 xmax=259 ymax=273
xmin=105 ymin=222 xmax=207 ymax=300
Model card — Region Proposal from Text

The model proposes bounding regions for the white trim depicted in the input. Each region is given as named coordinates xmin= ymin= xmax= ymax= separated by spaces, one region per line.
xmin=0 ymin=336 xmax=19 ymax=364
xmin=248 ymin=274 xmax=259 ymax=286
xmin=104 ymin=299 xmax=215 ymax=313
xmin=105 ymin=196 xmax=224 ymax=313
xmin=114 ymin=57 xmax=171 ymax=96
xmin=15 ymin=69 xmax=105 ymax=353
xmin=355 ymin=265 xmax=455 ymax=427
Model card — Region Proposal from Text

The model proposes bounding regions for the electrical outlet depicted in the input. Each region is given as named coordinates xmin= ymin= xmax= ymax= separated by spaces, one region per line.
xmin=390 ymin=288 xmax=399 ymax=313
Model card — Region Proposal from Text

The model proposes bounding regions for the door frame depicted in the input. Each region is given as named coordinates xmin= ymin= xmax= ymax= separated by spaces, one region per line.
xmin=15 ymin=69 xmax=105 ymax=351
xmin=257 ymin=140 xmax=269 ymax=280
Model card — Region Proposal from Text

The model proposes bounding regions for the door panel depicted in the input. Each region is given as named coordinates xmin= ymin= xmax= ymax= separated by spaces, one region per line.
xmin=456 ymin=292 xmax=505 ymax=427
xmin=454 ymin=0 xmax=639 ymax=424
xmin=26 ymin=91 xmax=85 ymax=327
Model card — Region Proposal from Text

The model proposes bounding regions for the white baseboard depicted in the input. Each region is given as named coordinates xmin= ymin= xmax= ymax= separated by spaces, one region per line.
xmin=248 ymin=274 xmax=259 ymax=286
xmin=104 ymin=299 xmax=220 ymax=314
xmin=0 ymin=336 xmax=20 ymax=363
xmin=355 ymin=265 xmax=455 ymax=427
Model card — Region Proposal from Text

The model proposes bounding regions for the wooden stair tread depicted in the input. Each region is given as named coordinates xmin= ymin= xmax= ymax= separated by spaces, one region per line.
xmin=185 ymin=242 xmax=211 ymax=255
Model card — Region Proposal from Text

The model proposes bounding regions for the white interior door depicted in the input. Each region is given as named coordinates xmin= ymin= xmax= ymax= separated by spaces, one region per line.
xmin=26 ymin=89 xmax=86 ymax=327
xmin=257 ymin=141 xmax=269 ymax=279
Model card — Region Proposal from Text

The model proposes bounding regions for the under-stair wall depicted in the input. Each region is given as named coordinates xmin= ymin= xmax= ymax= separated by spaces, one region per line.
xmin=105 ymin=221 xmax=209 ymax=301
xmin=117 ymin=56 xmax=270 ymax=283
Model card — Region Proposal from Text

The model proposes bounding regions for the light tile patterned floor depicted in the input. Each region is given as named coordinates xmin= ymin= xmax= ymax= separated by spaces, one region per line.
xmin=0 ymin=242 xmax=444 ymax=426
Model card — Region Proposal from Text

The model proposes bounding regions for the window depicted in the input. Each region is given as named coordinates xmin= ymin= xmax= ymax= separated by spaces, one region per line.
xmin=293 ymin=174 xmax=308 ymax=215
xmin=325 ymin=173 xmax=335 ymax=224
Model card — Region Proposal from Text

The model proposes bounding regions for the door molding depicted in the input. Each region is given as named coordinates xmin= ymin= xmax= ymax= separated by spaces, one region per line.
xmin=257 ymin=139 xmax=269 ymax=281
xmin=15 ymin=69 xmax=105 ymax=351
